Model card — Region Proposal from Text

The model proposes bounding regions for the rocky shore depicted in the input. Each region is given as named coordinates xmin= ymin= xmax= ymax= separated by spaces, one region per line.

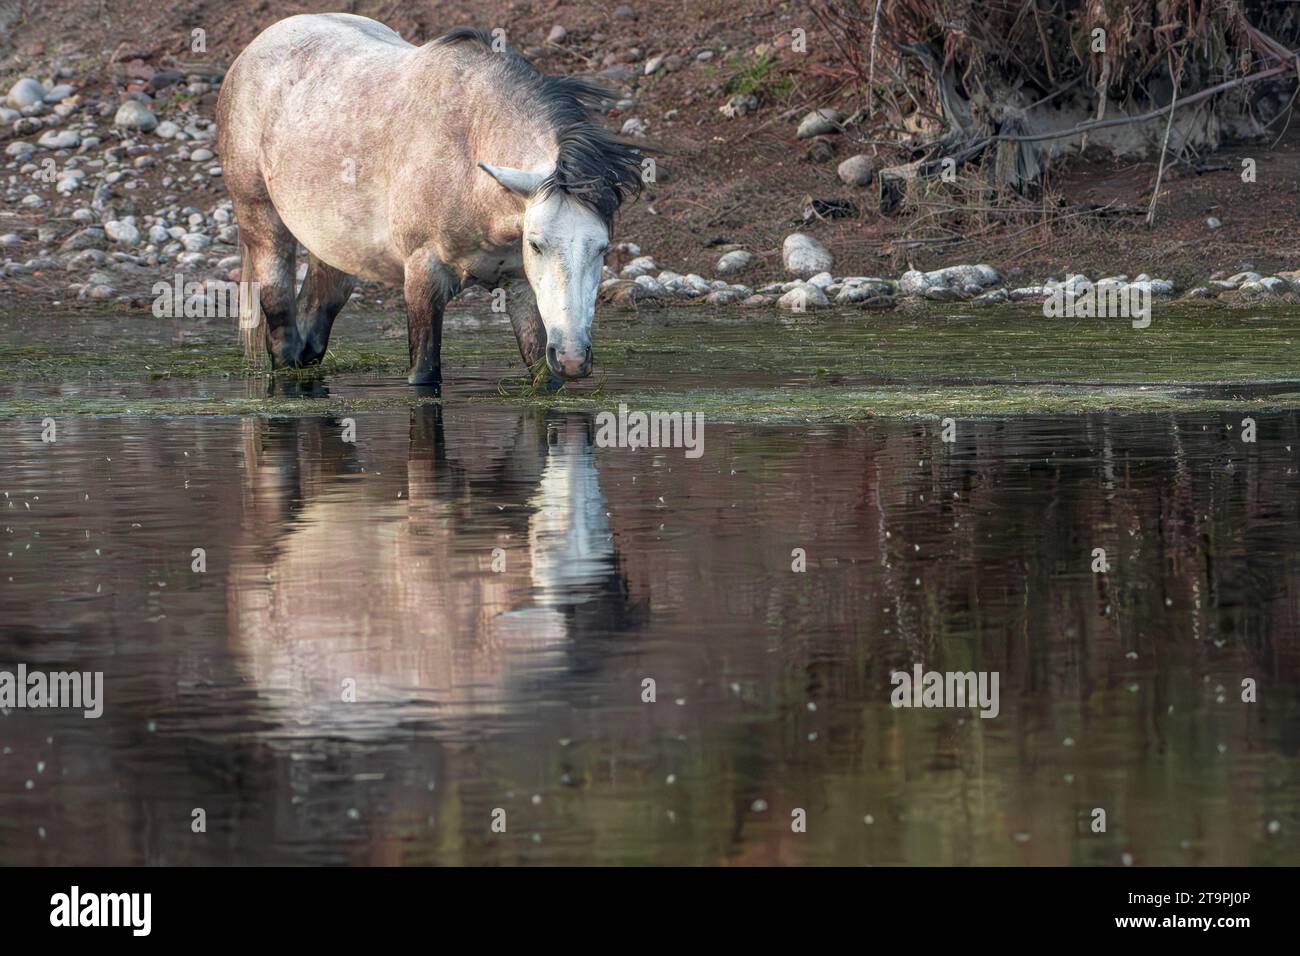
xmin=594 ymin=231 xmax=1297 ymax=314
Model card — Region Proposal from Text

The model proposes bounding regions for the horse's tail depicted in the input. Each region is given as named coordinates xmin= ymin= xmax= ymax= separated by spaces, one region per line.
xmin=237 ymin=241 xmax=264 ymax=364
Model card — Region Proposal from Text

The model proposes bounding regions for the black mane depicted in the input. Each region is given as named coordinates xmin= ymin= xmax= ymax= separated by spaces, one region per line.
xmin=432 ymin=27 xmax=645 ymax=223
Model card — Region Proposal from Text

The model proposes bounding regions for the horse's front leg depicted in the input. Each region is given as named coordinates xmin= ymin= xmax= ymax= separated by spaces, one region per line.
xmin=504 ymin=279 xmax=563 ymax=390
xmin=403 ymin=251 xmax=455 ymax=387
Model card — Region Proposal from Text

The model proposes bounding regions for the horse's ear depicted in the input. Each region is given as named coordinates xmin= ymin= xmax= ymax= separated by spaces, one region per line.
xmin=478 ymin=162 xmax=552 ymax=197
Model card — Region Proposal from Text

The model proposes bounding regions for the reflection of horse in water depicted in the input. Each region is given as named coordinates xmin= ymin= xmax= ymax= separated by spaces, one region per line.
xmin=227 ymin=404 xmax=639 ymax=729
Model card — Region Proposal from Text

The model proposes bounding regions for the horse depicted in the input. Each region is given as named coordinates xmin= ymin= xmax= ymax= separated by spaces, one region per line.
xmin=216 ymin=13 xmax=644 ymax=388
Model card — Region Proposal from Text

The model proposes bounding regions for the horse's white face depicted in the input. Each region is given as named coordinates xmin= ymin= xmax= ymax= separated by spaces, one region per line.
xmin=479 ymin=162 xmax=609 ymax=380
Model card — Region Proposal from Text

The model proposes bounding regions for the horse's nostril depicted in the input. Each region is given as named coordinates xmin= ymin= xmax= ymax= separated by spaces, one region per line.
xmin=547 ymin=342 xmax=590 ymax=377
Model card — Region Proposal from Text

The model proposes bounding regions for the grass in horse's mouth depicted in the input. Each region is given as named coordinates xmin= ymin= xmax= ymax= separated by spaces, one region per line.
xmin=495 ymin=363 xmax=608 ymax=399
xmin=493 ymin=362 xmax=554 ymax=399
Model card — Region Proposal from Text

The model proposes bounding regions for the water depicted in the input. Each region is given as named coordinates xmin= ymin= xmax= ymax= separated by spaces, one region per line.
xmin=1 ymin=309 xmax=1298 ymax=865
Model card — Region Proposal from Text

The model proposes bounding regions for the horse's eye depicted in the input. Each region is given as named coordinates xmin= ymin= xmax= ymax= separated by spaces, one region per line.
xmin=529 ymin=241 xmax=542 ymax=255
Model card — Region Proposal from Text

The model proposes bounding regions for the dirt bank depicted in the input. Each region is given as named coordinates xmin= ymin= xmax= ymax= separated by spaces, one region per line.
xmin=3 ymin=0 xmax=1300 ymax=306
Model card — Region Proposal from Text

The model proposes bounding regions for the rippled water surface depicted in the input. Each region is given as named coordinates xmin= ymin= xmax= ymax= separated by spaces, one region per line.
xmin=1 ymin=307 xmax=1298 ymax=865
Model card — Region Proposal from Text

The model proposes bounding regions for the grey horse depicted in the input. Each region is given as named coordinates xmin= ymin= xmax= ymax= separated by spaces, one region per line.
xmin=216 ymin=14 xmax=643 ymax=387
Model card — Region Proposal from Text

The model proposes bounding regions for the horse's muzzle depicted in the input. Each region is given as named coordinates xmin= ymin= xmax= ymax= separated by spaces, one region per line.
xmin=547 ymin=342 xmax=592 ymax=380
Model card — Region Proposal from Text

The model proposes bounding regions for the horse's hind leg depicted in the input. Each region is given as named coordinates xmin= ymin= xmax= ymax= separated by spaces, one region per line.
xmin=236 ymin=198 xmax=303 ymax=368
xmin=296 ymin=253 xmax=354 ymax=366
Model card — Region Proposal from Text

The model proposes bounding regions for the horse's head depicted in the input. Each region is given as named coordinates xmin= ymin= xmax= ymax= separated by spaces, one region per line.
xmin=479 ymin=161 xmax=608 ymax=380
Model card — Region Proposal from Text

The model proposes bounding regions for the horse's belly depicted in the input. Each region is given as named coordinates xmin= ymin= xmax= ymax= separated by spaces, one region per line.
xmin=297 ymin=227 xmax=403 ymax=286
xmin=271 ymin=187 xmax=404 ymax=285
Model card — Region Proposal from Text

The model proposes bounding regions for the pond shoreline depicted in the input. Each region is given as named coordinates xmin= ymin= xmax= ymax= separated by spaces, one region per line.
xmin=3 ymin=304 xmax=1298 ymax=421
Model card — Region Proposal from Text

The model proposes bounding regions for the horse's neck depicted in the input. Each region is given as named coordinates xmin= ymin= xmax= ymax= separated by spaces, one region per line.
xmin=415 ymin=47 xmax=559 ymax=173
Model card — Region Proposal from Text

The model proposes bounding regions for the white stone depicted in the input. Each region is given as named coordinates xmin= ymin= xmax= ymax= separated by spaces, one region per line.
xmin=797 ymin=109 xmax=842 ymax=138
xmin=782 ymin=233 xmax=832 ymax=276
xmin=5 ymin=141 xmax=36 ymax=161
xmin=620 ymin=255 xmax=659 ymax=278
xmin=104 ymin=220 xmax=141 ymax=245
xmin=777 ymin=284 xmax=830 ymax=310
xmin=837 ymin=154 xmax=875 ymax=186
xmin=899 ymin=270 xmax=929 ymax=296
xmin=716 ymin=250 xmax=754 ymax=275
xmin=37 ymin=129 xmax=80 ymax=150
xmin=6 ymin=78 xmax=46 ymax=109
xmin=114 ymin=100 xmax=158 ymax=132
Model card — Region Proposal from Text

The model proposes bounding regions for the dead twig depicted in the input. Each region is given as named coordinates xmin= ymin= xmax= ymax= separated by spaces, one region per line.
xmin=1146 ymin=72 xmax=1180 ymax=226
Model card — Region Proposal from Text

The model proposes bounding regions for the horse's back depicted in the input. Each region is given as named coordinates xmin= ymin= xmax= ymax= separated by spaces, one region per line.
xmin=222 ymin=13 xmax=412 ymax=116
xmin=239 ymin=12 xmax=411 ymax=61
